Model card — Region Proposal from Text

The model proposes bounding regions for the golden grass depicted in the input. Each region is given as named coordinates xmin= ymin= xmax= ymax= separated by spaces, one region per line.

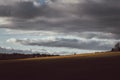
xmin=0 ymin=52 xmax=120 ymax=63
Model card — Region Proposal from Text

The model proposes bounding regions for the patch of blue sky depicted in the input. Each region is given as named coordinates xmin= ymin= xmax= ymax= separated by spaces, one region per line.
xmin=39 ymin=0 xmax=46 ymax=5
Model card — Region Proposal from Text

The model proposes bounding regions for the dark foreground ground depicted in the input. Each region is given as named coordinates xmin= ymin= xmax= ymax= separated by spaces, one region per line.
xmin=0 ymin=52 xmax=120 ymax=80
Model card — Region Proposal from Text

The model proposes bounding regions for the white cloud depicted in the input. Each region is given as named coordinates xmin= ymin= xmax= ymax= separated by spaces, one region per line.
xmin=72 ymin=31 xmax=118 ymax=39
xmin=6 ymin=38 xmax=17 ymax=43
xmin=5 ymin=29 xmax=59 ymax=36
xmin=0 ymin=17 xmax=12 ymax=25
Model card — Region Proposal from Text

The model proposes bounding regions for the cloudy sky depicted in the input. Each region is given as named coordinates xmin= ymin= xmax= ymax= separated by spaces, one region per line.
xmin=0 ymin=0 xmax=120 ymax=54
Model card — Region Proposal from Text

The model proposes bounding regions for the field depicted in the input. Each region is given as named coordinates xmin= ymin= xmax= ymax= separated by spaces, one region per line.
xmin=0 ymin=52 xmax=120 ymax=80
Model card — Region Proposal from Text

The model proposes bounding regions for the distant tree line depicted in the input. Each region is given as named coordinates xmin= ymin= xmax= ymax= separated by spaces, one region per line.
xmin=0 ymin=53 xmax=59 ymax=60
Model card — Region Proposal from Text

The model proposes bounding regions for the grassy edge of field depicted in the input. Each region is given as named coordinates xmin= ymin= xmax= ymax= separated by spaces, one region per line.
xmin=0 ymin=51 xmax=120 ymax=64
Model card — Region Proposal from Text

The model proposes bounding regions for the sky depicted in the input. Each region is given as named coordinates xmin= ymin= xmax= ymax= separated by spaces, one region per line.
xmin=0 ymin=0 xmax=120 ymax=54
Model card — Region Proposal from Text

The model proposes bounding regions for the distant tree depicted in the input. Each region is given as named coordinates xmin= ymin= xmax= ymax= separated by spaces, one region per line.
xmin=74 ymin=53 xmax=76 ymax=55
xmin=111 ymin=42 xmax=120 ymax=52
xmin=111 ymin=48 xmax=114 ymax=52
xmin=115 ymin=42 xmax=120 ymax=49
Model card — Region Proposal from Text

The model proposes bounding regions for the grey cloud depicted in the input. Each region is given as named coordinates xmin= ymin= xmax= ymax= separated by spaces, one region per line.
xmin=0 ymin=1 xmax=43 ymax=18
xmin=0 ymin=5 xmax=11 ymax=17
xmin=0 ymin=0 xmax=66 ymax=18
xmin=7 ymin=37 xmax=120 ymax=50
xmin=11 ymin=1 xmax=40 ymax=18
xmin=80 ymin=0 xmax=120 ymax=33
xmin=74 ymin=32 xmax=119 ymax=39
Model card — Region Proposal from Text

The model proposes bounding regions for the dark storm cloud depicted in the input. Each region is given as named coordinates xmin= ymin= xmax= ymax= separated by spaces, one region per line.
xmin=0 ymin=1 xmax=43 ymax=18
xmin=0 ymin=0 xmax=65 ymax=18
xmin=80 ymin=0 xmax=120 ymax=34
xmin=0 ymin=0 xmax=120 ymax=38
xmin=0 ymin=5 xmax=11 ymax=17
xmin=11 ymin=1 xmax=40 ymax=18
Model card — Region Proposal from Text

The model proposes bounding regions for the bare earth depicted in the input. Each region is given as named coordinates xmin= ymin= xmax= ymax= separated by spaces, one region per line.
xmin=0 ymin=52 xmax=120 ymax=80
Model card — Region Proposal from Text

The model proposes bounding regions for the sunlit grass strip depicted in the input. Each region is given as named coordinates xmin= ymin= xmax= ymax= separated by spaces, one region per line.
xmin=0 ymin=52 xmax=120 ymax=64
